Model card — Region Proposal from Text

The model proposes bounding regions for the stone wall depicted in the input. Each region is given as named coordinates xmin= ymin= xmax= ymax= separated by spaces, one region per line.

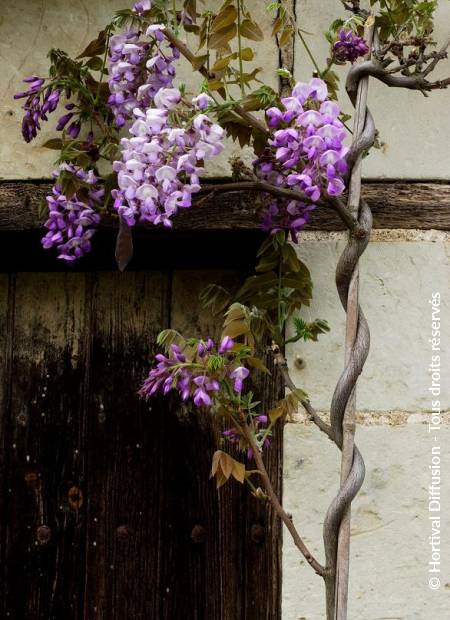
xmin=1 ymin=1 xmax=449 ymax=619
xmin=285 ymin=230 xmax=450 ymax=619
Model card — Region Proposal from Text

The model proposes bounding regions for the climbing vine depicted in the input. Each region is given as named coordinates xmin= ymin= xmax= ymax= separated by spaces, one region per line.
xmin=15 ymin=1 xmax=450 ymax=618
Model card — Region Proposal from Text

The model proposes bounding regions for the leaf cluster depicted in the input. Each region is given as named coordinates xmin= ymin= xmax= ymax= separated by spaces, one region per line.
xmin=211 ymin=450 xmax=245 ymax=488
xmin=371 ymin=0 xmax=438 ymax=42
xmin=287 ymin=317 xmax=330 ymax=345
xmin=268 ymin=388 xmax=308 ymax=423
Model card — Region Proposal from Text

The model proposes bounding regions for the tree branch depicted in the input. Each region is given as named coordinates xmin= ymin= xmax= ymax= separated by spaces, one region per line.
xmin=270 ymin=343 xmax=333 ymax=438
xmin=346 ymin=59 xmax=450 ymax=99
xmin=197 ymin=182 xmax=359 ymax=231
xmin=423 ymin=36 xmax=450 ymax=77
xmin=240 ymin=419 xmax=326 ymax=577
xmin=163 ymin=28 xmax=269 ymax=136
xmin=327 ymin=197 xmax=361 ymax=232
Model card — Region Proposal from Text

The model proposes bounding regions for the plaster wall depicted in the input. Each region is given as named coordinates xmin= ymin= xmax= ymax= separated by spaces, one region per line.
xmin=0 ymin=2 xmax=449 ymax=619
xmin=2 ymin=1 xmax=450 ymax=179
xmin=284 ymin=231 xmax=450 ymax=619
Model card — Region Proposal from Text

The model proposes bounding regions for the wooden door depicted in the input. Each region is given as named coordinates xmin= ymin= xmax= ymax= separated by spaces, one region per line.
xmin=0 ymin=267 xmax=283 ymax=620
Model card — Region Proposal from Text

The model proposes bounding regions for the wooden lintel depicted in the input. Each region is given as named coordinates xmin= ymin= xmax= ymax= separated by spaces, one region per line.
xmin=1 ymin=180 xmax=449 ymax=232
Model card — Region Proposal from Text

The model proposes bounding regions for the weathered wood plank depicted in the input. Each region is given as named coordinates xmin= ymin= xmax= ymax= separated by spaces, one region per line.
xmin=1 ymin=180 xmax=450 ymax=231
xmin=243 ymin=349 xmax=284 ymax=620
xmin=0 ymin=274 xmax=13 ymax=600
xmin=168 ymin=271 xmax=244 ymax=620
xmin=0 ymin=267 xmax=284 ymax=618
xmin=169 ymin=270 xmax=283 ymax=620
xmin=1 ymin=272 xmax=89 ymax=620
xmin=83 ymin=271 xmax=166 ymax=620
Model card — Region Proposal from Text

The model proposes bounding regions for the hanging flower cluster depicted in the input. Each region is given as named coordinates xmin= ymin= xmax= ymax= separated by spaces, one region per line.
xmin=255 ymin=77 xmax=348 ymax=239
xmin=41 ymin=164 xmax=104 ymax=262
xmin=14 ymin=78 xmax=63 ymax=143
xmin=107 ymin=24 xmax=179 ymax=128
xmin=139 ymin=337 xmax=250 ymax=407
xmin=333 ymin=28 xmax=369 ymax=63
xmin=112 ymin=89 xmax=224 ymax=227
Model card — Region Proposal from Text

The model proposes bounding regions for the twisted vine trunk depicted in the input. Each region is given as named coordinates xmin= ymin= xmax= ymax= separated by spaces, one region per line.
xmin=322 ymin=25 xmax=376 ymax=620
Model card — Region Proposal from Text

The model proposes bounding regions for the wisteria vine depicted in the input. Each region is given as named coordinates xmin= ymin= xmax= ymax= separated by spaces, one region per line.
xmin=15 ymin=1 xmax=450 ymax=618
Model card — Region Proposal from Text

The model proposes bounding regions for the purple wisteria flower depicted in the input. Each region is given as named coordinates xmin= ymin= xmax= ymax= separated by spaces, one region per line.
xmin=41 ymin=164 xmax=103 ymax=262
xmin=14 ymin=77 xmax=62 ymax=142
xmin=107 ymin=25 xmax=179 ymax=128
xmin=230 ymin=366 xmax=250 ymax=393
xmin=192 ymin=93 xmax=213 ymax=111
xmin=219 ymin=336 xmax=234 ymax=354
xmin=112 ymin=89 xmax=224 ymax=227
xmin=333 ymin=28 xmax=369 ymax=63
xmin=139 ymin=336 xmax=251 ymax=407
xmin=133 ymin=0 xmax=151 ymax=15
xmin=255 ymin=77 xmax=348 ymax=240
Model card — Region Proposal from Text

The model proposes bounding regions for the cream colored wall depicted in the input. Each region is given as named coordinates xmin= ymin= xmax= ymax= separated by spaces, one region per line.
xmin=3 ymin=1 xmax=450 ymax=180
xmin=295 ymin=0 xmax=450 ymax=179
xmin=285 ymin=230 xmax=450 ymax=619
xmin=0 ymin=0 xmax=278 ymax=179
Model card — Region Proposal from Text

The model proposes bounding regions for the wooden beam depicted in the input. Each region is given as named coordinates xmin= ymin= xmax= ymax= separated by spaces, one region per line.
xmin=1 ymin=180 xmax=450 ymax=232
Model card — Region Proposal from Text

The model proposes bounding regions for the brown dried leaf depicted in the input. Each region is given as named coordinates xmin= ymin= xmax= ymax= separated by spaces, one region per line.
xmin=231 ymin=460 xmax=245 ymax=484
xmin=268 ymin=404 xmax=284 ymax=424
xmin=207 ymin=79 xmax=225 ymax=91
xmin=220 ymin=452 xmax=234 ymax=479
xmin=213 ymin=55 xmax=232 ymax=71
xmin=239 ymin=19 xmax=264 ymax=41
xmin=246 ymin=356 xmax=270 ymax=375
xmin=279 ymin=27 xmax=294 ymax=47
xmin=115 ymin=217 xmax=133 ymax=272
xmin=209 ymin=23 xmax=237 ymax=49
xmin=222 ymin=319 xmax=249 ymax=339
xmin=42 ymin=138 xmax=63 ymax=150
xmin=192 ymin=54 xmax=209 ymax=69
xmin=211 ymin=450 xmax=238 ymax=488
xmin=211 ymin=450 xmax=222 ymax=476
xmin=239 ymin=47 xmax=254 ymax=61
xmin=211 ymin=5 xmax=237 ymax=33
xmin=76 ymin=29 xmax=107 ymax=58
xmin=271 ymin=17 xmax=283 ymax=36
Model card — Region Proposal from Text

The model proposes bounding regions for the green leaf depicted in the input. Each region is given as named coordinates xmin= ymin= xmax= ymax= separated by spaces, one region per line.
xmin=86 ymin=56 xmax=104 ymax=71
xmin=156 ymin=329 xmax=185 ymax=352
xmin=207 ymin=355 xmax=226 ymax=371
xmin=42 ymin=138 xmax=63 ymax=150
